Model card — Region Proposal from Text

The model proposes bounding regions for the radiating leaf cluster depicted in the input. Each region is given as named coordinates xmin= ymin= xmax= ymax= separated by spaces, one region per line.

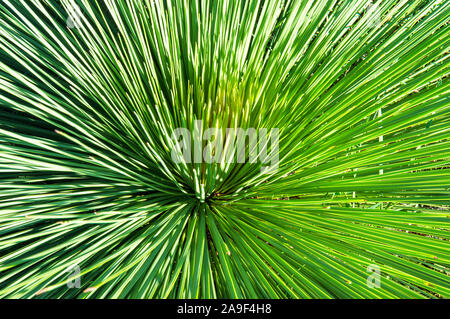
xmin=0 ymin=0 xmax=449 ymax=298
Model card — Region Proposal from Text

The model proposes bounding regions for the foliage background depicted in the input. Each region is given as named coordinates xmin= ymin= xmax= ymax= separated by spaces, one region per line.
xmin=0 ymin=0 xmax=448 ymax=298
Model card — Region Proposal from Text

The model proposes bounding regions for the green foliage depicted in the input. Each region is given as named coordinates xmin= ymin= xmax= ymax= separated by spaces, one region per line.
xmin=0 ymin=0 xmax=449 ymax=298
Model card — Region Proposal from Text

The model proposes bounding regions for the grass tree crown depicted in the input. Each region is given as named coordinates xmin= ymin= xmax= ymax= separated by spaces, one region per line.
xmin=0 ymin=0 xmax=448 ymax=299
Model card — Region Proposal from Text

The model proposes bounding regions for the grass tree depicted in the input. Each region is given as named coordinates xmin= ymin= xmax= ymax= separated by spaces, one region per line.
xmin=0 ymin=0 xmax=448 ymax=298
